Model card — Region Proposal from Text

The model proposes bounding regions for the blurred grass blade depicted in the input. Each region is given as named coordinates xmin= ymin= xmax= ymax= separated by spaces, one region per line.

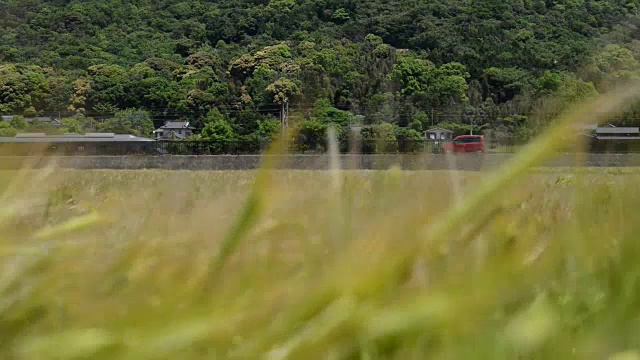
xmin=18 ymin=329 xmax=118 ymax=360
xmin=33 ymin=212 xmax=104 ymax=240
xmin=206 ymin=130 xmax=289 ymax=281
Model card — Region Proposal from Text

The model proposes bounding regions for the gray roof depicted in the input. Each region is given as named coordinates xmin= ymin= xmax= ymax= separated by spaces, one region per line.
xmin=0 ymin=133 xmax=154 ymax=143
xmin=594 ymin=136 xmax=640 ymax=140
xmin=425 ymin=127 xmax=454 ymax=133
xmin=595 ymin=127 xmax=640 ymax=134
xmin=573 ymin=124 xmax=599 ymax=131
xmin=159 ymin=121 xmax=194 ymax=130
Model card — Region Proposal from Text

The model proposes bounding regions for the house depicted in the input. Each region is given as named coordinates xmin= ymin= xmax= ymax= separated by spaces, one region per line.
xmin=424 ymin=127 xmax=454 ymax=140
xmin=153 ymin=121 xmax=195 ymax=140
xmin=575 ymin=124 xmax=640 ymax=153
xmin=577 ymin=124 xmax=640 ymax=140
xmin=595 ymin=127 xmax=640 ymax=138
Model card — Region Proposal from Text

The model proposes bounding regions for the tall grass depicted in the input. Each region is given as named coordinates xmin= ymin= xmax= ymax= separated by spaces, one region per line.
xmin=3 ymin=83 xmax=640 ymax=359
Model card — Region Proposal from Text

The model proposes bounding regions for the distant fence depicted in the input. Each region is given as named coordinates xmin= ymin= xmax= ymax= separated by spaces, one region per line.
xmin=1 ymin=137 xmax=640 ymax=156
xmin=3 ymin=154 xmax=640 ymax=171
xmin=154 ymin=139 xmax=521 ymax=155
xmin=0 ymin=139 xmax=520 ymax=156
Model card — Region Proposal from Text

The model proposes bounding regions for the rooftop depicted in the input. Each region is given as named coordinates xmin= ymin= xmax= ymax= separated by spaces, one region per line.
xmin=595 ymin=127 xmax=640 ymax=134
xmin=159 ymin=121 xmax=195 ymax=130
xmin=594 ymin=136 xmax=640 ymax=141
xmin=425 ymin=127 xmax=454 ymax=133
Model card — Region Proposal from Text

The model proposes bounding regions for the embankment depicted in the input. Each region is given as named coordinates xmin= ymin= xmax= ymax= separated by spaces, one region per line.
xmin=1 ymin=153 xmax=640 ymax=171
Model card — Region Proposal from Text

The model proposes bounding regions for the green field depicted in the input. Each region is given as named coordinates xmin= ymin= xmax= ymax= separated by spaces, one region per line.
xmin=1 ymin=166 xmax=640 ymax=359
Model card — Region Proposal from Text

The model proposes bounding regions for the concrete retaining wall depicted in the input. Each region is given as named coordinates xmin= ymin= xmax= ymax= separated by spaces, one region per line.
xmin=2 ymin=153 xmax=640 ymax=171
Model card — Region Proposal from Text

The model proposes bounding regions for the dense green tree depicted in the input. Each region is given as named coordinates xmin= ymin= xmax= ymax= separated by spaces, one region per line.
xmin=395 ymin=126 xmax=424 ymax=152
xmin=0 ymin=123 xmax=17 ymax=137
xmin=412 ymin=111 xmax=429 ymax=131
xmin=255 ymin=118 xmax=281 ymax=140
xmin=98 ymin=109 xmax=153 ymax=136
xmin=87 ymin=64 xmax=128 ymax=112
xmin=61 ymin=115 xmax=89 ymax=134
xmin=0 ymin=64 xmax=49 ymax=113
xmin=201 ymin=109 xmax=236 ymax=142
xmin=9 ymin=116 xmax=28 ymax=130
xmin=361 ymin=123 xmax=398 ymax=153
xmin=201 ymin=109 xmax=237 ymax=152
xmin=390 ymin=56 xmax=469 ymax=107
xmin=266 ymin=78 xmax=301 ymax=105
xmin=585 ymin=44 xmax=640 ymax=90
xmin=296 ymin=120 xmax=328 ymax=152
xmin=3 ymin=0 xmax=640 ymax=139
xmin=311 ymin=99 xmax=352 ymax=127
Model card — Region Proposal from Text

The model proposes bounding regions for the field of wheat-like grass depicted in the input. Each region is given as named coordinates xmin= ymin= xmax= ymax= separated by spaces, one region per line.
xmin=0 ymin=166 xmax=638 ymax=360
xmin=3 ymin=83 xmax=640 ymax=359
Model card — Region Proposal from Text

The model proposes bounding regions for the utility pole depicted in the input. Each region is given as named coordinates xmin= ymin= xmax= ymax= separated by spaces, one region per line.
xmin=281 ymin=102 xmax=284 ymax=138
xmin=430 ymin=108 xmax=435 ymax=128
xmin=284 ymin=100 xmax=289 ymax=128
xmin=280 ymin=100 xmax=289 ymax=144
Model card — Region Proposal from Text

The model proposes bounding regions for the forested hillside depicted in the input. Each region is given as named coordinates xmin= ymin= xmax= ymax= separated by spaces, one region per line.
xmin=2 ymin=0 xmax=640 ymax=142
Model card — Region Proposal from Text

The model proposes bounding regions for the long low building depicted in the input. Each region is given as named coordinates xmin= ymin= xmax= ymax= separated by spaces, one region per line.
xmin=0 ymin=133 xmax=156 ymax=155
xmin=0 ymin=133 xmax=154 ymax=142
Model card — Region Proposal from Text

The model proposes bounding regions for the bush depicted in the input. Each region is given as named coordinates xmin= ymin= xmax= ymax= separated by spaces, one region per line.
xmin=201 ymin=114 xmax=237 ymax=154
xmin=0 ymin=122 xmax=17 ymax=137
xmin=361 ymin=123 xmax=398 ymax=153
xmin=9 ymin=115 xmax=27 ymax=130
xmin=296 ymin=120 xmax=328 ymax=152
xmin=395 ymin=127 xmax=424 ymax=153
xmin=432 ymin=122 xmax=472 ymax=136
xmin=98 ymin=109 xmax=154 ymax=136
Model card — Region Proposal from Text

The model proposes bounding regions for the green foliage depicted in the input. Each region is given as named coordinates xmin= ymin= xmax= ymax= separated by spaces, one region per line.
xmin=412 ymin=111 xmax=429 ymax=130
xmin=390 ymin=56 xmax=469 ymax=106
xmin=556 ymin=75 xmax=599 ymax=104
xmin=395 ymin=127 xmax=424 ymax=152
xmin=0 ymin=122 xmax=17 ymax=137
xmin=537 ymin=71 xmax=563 ymax=93
xmin=98 ymin=109 xmax=153 ymax=136
xmin=61 ymin=115 xmax=88 ymax=134
xmin=483 ymin=67 xmax=532 ymax=103
xmin=433 ymin=122 xmax=473 ymax=136
xmin=0 ymin=65 xmax=49 ymax=113
xmin=23 ymin=107 xmax=38 ymax=117
xmin=331 ymin=8 xmax=350 ymax=23
xmin=409 ymin=120 xmax=423 ymax=133
xmin=255 ymin=118 xmax=281 ymax=140
xmin=586 ymin=44 xmax=640 ymax=90
xmin=311 ymin=99 xmax=352 ymax=127
xmin=232 ymin=110 xmax=272 ymax=136
xmin=296 ymin=120 xmax=328 ymax=152
xmin=201 ymin=110 xmax=236 ymax=142
xmin=361 ymin=123 xmax=398 ymax=153
xmin=9 ymin=116 xmax=27 ymax=130
xmin=245 ymin=66 xmax=276 ymax=106
xmin=2 ymin=0 xmax=640 ymax=136
xmin=266 ymin=78 xmax=301 ymax=104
